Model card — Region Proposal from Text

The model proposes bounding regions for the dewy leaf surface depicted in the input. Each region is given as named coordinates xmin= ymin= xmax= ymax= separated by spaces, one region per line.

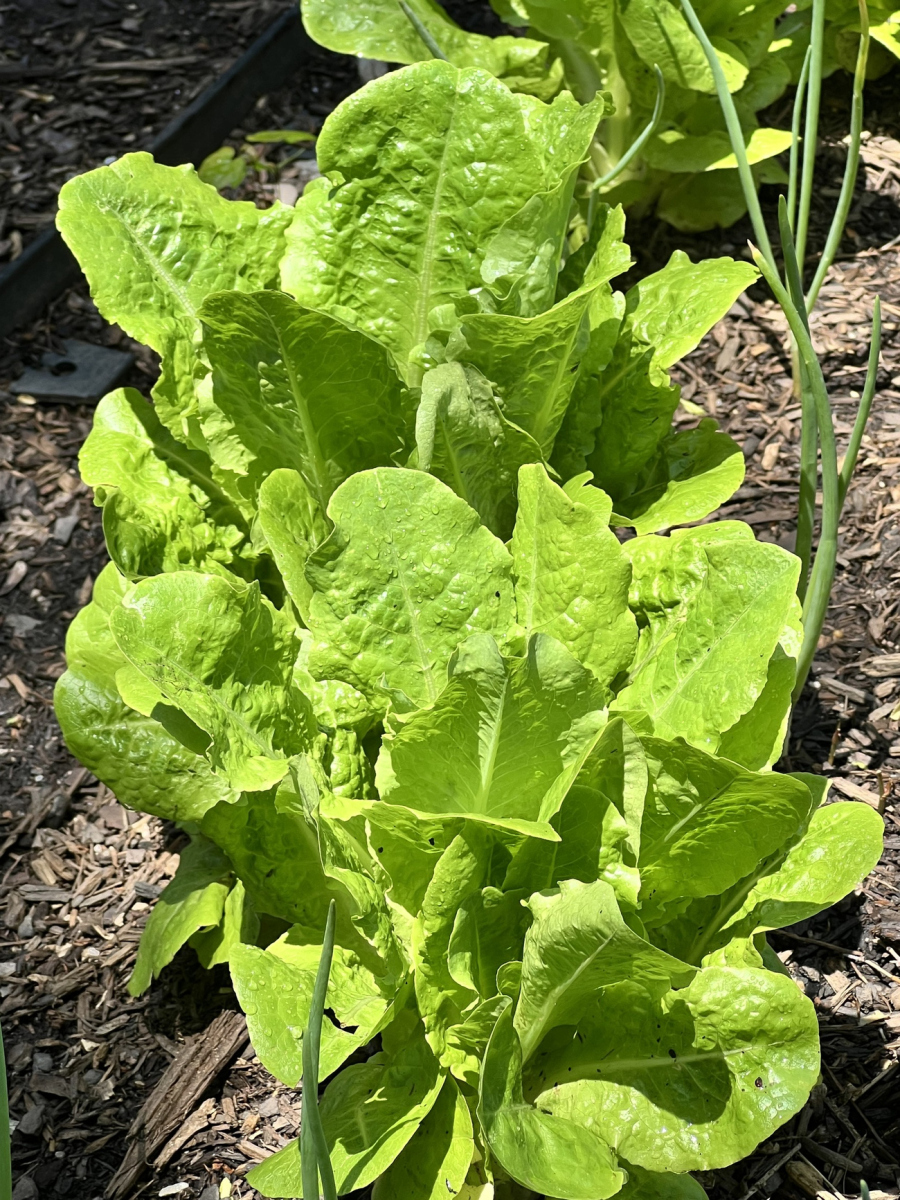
xmin=616 ymin=523 xmax=801 ymax=750
xmin=512 ymin=464 xmax=637 ymax=689
xmin=514 ymin=879 xmax=694 ymax=1061
xmin=479 ymin=1006 xmax=625 ymax=1200
xmin=305 ymin=468 xmax=514 ymax=710
xmin=415 ymin=362 xmax=543 ymax=540
xmin=54 ymin=563 xmax=235 ymax=822
xmin=112 ymin=573 xmax=314 ymax=792
xmin=80 ymin=387 xmax=252 ymax=580
xmin=281 ymin=60 xmax=603 ymax=374
xmin=199 ymin=290 xmax=409 ymax=513
xmin=129 ymin=834 xmax=232 ymax=996
xmin=531 ymin=967 xmax=820 ymax=1172
xmin=56 ymin=152 xmax=290 ymax=446
xmin=376 ymin=632 xmax=608 ymax=838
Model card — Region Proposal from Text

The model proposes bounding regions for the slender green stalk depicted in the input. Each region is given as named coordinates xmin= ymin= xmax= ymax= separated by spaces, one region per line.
xmin=806 ymin=0 xmax=870 ymax=310
xmin=778 ymin=197 xmax=817 ymax=600
xmin=795 ymin=0 xmax=826 ymax=284
xmin=1 ymin=1021 xmax=10 ymax=1200
xmin=839 ymin=298 xmax=881 ymax=509
xmin=751 ymin=246 xmax=840 ymax=698
xmin=787 ymin=47 xmax=812 ymax=233
xmin=301 ymin=900 xmax=338 ymax=1200
xmin=398 ymin=0 xmax=448 ymax=61
xmin=679 ymin=0 xmax=777 ymax=271
xmin=591 ymin=66 xmax=666 ymax=192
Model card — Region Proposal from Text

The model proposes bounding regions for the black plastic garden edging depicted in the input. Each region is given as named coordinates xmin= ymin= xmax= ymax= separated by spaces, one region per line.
xmin=0 ymin=5 xmax=311 ymax=341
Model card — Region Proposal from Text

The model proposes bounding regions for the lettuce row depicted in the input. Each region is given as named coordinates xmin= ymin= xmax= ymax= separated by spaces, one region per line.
xmin=53 ymin=61 xmax=882 ymax=1199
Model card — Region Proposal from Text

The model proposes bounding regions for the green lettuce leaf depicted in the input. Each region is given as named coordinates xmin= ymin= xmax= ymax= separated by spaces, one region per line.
xmin=190 ymin=878 xmax=259 ymax=969
xmin=248 ymin=1017 xmax=443 ymax=1197
xmin=281 ymin=61 xmax=604 ymax=376
xmin=230 ymin=929 xmax=395 ymax=1086
xmin=199 ymin=290 xmax=410 ymax=513
xmin=616 ymin=523 xmax=801 ymax=751
xmin=514 ymin=879 xmax=694 ymax=1061
xmin=504 ymin=716 xmax=647 ymax=909
xmin=512 ymin=464 xmax=637 ymax=689
xmin=415 ymin=362 xmax=544 ymax=539
xmin=530 ymin=967 xmax=820 ymax=1172
xmin=305 ymin=468 xmax=514 ymax=711
xmin=54 ymin=563 xmax=236 ymax=821
xmin=302 ymin=0 xmax=554 ymax=90
xmin=479 ymin=1005 xmax=625 ymax=1200
xmin=377 ymin=632 xmax=608 ymax=840
xmin=112 ymin=572 xmax=314 ymax=792
xmin=613 ymin=419 xmax=745 ymax=534
xmin=371 ymin=1075 xmax=474 ymax=1200
xmin=638 ymin=737 xmax=814 ymax=921
xmin=56 ymin=152 xmax=290 ymax=447
xmin=560 ymin=251 xmax=757 ymax=497
xmin=129 ymin=833 xmax=232 ymax=996
xmin=79 ymin=387 xmax=253 ymax=580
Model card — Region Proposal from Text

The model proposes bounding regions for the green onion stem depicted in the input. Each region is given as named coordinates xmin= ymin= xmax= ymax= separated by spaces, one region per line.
xmin=398 ymin=0 xmax=448 ymax=60
xmin=839 ymin=298 xmax=881 ymax=511
xmin=751 ymin=247 xmax=840 ymax=698
xmin=591 ymin=65 xmax=666 ymax=192
xmin=778 ymin=196 xmax=817 ymax=599
xmin=787 ymin=47 xmax=812 ymax=233
xmin=795 ymin=0 xmax=826 ymax=284
xmin=680 ymin=0 xmax=777 ymax=272
xmin=301 ymin=900 xmax=338 ymax=1200
xmin=806 ymin=0 xmax=870 ymax=310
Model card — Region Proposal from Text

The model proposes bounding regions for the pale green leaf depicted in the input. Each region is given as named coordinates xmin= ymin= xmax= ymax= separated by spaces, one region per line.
xmin=613 ymin=420 xmax=745 ymax=534
xmin=248 ymin=1022 xmax=443 ymax=1196
xmin=376 ymin=633 xmax=608 ymax=840
xmin=305 ymin=468 xmax=514 ymax=711
xmin=191 ymin=878 xmax=259 ymax=969
xmin=112 ymin=573 xmax=314 ymax=792
xmin=645 ymin=128 xmax=795 ymax=173
xmin=372 ymin=1075 xmax=474 ymax=1200
xmin=129 ymin=834 xmax=232 ymax=996
xmin=616 ymin=523 xmax=801 ymax=751
xmin=199 ymin=289 xmax=410 ymax=513
xmin=638 ymin=737 xmax=814 ymax=921
xmin=511 ymin=464 xmax=637 ymax=689
xmin=281 ymin=61 xmax=604 ymax=376
xmin=514 ymin=879 xmax=694 ymax=1061
xmin=54 ymin=563 xmax=236 ymax=822
xmin=79 ymin=387 xmax=253 ymax=580
xmin=479 ymin=1006 xmax=625 ymax=1200
xmin=56 ymin=152 xmax=290 ymax=446
xmin=531 ymin=967 xmax=820 ymax=1172
xmin=415 ymin=362 xmax=543 ymax=539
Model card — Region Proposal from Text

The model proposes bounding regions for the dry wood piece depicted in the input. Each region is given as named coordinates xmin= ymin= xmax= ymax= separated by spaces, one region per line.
xmin=153 ymin=1096 xmax=217 ymax=1169
xmin=106 ymin=1011 xmax=248 ymax=1199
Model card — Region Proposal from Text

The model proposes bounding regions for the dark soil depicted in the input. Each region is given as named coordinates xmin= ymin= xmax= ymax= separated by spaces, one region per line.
xmin=0 ymin=6 xmax=898 ymax=1199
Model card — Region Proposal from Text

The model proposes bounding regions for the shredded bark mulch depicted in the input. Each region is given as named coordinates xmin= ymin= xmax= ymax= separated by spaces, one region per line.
xmin=0 ymin=9 xmax=898 ymax=1198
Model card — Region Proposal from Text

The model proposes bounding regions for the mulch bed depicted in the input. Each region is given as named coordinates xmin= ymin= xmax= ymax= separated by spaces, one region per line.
xmin=0 ymin=6 xmax=899 ymax=1197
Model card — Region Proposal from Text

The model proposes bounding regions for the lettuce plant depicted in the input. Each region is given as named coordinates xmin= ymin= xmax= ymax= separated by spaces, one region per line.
xmin=302 ymin=0 xmax=798 ymax=231
xmin=53 ymin=60 xmax=883 ymax=1200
